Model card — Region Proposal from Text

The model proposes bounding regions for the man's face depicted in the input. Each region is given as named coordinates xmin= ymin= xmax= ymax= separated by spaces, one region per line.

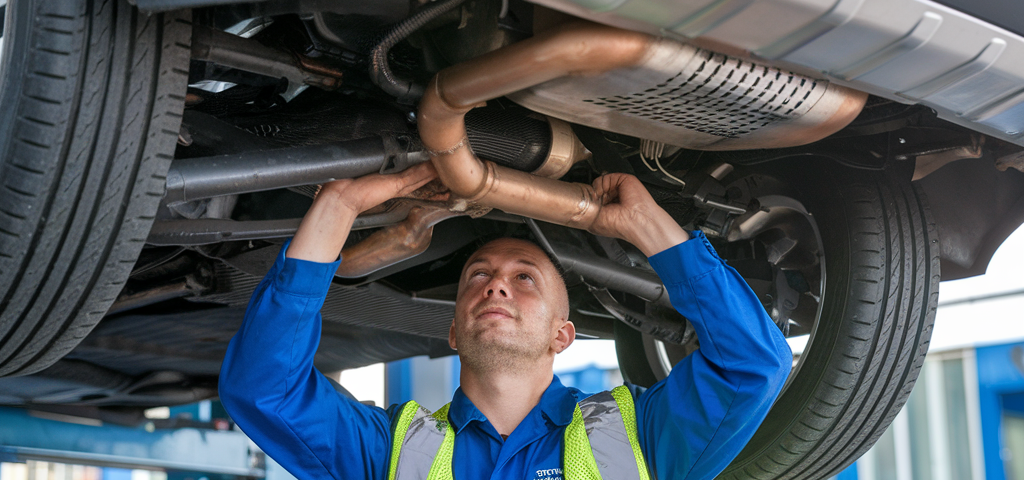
xmin=450 ymin=238 xmax=572 ymax=368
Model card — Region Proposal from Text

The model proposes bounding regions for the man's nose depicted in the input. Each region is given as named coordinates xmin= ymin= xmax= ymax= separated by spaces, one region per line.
xmin=484 ymin=277 xmax=510 ymax=298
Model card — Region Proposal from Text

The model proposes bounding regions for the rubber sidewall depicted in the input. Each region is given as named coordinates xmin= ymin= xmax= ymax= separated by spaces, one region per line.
xmin=717 ymin=161 xmax=940 ymax=479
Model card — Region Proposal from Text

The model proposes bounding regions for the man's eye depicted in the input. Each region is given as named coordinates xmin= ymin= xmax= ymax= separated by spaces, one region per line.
xmin=517 ymin=273 xmax=534 ymax=282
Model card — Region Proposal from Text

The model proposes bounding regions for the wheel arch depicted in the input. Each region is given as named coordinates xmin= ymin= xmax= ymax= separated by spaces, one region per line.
xmin=917 ymin=157 xmax=1024 ymax=281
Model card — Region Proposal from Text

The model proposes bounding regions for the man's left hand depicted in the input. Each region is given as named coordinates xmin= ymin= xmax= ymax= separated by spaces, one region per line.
xmin=587 ymin=173 xmax=690 ymax=257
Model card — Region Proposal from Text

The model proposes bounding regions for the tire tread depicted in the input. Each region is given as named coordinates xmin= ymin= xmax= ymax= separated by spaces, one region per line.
xmin=0 ymin=0 xmax=190 ymax=376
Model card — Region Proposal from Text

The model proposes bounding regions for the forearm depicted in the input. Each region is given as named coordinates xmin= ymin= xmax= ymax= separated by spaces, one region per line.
xmin=622 ymin=209 xmax=690 ymax=257
xmin=286 ymin=185 xmax=359 ymax=263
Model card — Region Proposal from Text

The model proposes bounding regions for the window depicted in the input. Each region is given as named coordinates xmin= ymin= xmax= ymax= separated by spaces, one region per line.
xmin=856 ymin=352 xmax=982 ymax=480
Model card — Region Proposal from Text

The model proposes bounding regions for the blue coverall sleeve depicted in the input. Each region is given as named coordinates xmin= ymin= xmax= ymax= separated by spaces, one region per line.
xmin=219 ymin=242 xmax=392 ymax=480
xmin=637 ymin=231 xmax=793 ymax=480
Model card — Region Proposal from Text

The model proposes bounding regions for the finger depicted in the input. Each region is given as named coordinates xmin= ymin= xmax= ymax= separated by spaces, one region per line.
xmin=404 ymin=162 xmax=438 ymax=187
xmin=591 ymin=175 xmax=611 ymax=197
xmin=392 ymin=163 xmax=438 ymax=196
xmin=592 ymin=175 xmax=623 ymax=206
xmin=359 ymin=162 xmax=433 ymax=193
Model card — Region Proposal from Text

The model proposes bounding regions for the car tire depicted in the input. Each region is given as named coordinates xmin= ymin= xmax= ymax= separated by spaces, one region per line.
xmin=614 ymin=161 xmax=939 ymax=479
xmin=0 ymin=0 xmax=191 ymax=376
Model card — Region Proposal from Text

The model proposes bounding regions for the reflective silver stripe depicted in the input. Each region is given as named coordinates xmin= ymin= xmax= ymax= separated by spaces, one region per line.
xmin=578 ymin=391 xmax=643 ymax=480
xmin=393 ymin=405 xmax=448 ymax=480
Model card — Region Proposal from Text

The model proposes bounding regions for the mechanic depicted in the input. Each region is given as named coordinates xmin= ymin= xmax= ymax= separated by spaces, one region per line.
xmin=219 ymin=162 xmax=793 ymax=480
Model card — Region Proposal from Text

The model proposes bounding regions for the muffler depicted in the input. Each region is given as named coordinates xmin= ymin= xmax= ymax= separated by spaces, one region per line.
xmin=417 ymin=21 xmax=867 ymax=230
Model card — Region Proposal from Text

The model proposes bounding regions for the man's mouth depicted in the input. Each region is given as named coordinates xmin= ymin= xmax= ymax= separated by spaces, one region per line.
xmin=476 ymin=306 xmax=515 ymax=321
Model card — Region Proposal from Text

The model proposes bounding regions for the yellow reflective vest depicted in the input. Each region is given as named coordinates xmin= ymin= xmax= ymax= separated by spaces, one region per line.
xmin=387 ymin=385 xmax=651 ymax=480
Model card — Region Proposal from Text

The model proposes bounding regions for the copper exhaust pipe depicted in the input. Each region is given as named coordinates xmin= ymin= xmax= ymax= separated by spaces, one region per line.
xmin=418 ymin=22 xmax=653 ymax=229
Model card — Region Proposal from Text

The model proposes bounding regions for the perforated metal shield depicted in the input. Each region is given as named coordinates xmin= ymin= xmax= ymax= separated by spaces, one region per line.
xmin=508 ymin=38 xmax=860 ymax=150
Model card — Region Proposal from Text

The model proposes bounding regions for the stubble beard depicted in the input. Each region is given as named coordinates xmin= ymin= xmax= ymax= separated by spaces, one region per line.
xmin=457 ymin=327 xmax=550 ymax=375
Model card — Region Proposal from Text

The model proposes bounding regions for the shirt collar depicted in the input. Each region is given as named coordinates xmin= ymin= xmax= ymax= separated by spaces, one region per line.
xmin=446 ymin=374 xmax=580 ymax=434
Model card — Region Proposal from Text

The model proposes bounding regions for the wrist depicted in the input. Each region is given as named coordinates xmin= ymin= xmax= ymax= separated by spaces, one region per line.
xmin=628 ymin=210 xmax=690 ymax=257
xmin=287 ymin=187 xmax=360 ymax=262
xmin=316 ymin=183 xmax=362 ymax=216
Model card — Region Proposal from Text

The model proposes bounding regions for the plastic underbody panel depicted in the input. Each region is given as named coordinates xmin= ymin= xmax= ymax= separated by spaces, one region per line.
xmin=528 ymin=0 xmax=1024 ymax=147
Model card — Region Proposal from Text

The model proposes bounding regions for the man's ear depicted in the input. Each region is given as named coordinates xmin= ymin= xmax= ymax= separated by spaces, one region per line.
xmin=448 ymin=319 xmax=457 ymax=350
xmin=554 ymin=321 xmax=575 ymax=353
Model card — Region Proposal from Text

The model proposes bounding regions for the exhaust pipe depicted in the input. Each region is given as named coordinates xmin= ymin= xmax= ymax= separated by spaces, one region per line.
xmin=418 ymin=22 xmax=654 ymax=229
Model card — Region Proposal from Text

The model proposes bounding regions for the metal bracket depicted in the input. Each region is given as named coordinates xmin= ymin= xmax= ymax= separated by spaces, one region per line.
xmin=381 ymin=134 xmax=431 ymax=174
xmin=680 ymin=170 xmax=747 ymax=215
xmin=589 ymin=287 xmax=692 ymax=344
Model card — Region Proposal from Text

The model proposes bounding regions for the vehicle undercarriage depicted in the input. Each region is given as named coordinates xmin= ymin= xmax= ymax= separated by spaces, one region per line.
xmin=2 ymin=0 xmax=1024 ymax=477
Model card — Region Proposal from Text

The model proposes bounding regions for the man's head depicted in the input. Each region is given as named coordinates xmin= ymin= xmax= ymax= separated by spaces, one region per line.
xmin=449 ymin=238 xmax=575 ymax=372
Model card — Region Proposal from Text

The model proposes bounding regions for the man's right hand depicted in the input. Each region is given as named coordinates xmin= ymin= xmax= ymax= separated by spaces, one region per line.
xmin=287 ymin=162 xmax=437 ymax=263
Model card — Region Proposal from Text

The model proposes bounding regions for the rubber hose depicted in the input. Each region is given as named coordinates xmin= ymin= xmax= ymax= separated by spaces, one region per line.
xmin=369 ymin=0 xmax=468 ymax=105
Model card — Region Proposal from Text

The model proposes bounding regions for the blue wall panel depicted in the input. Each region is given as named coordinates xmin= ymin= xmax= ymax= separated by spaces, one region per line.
xmin=834 ymin=463 xmax=858 ymax=480
xmin=975 ymin=342 xmax=1024 ymax=480
xmin=102 ymin=468 xmax=132 ymax=480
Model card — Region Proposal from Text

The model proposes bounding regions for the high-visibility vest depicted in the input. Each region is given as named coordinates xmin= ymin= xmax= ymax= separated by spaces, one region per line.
xmin=386 ymin=385 xmax=652 ymax=480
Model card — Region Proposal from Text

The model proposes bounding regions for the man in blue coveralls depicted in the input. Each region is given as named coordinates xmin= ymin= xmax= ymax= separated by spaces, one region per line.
xmin=219 ymin=162 xmax=793 ymax=480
